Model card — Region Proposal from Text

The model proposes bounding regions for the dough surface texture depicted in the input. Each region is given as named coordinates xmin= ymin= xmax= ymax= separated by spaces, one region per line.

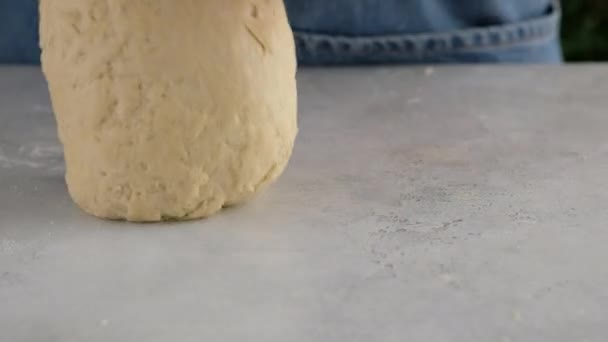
xmin=40 ymin=0 xmax=298 ymax=222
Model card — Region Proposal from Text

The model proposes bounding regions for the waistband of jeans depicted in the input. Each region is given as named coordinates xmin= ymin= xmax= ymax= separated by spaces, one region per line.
xmin=293 ymin=3 xmax=561 ymax=64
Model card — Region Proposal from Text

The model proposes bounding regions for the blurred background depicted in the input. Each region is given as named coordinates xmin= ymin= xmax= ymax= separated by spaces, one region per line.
xmin=562 ymin=0 xmax=608 ymax=61
xmin=0 ymin=0 xmax=606 ymax=62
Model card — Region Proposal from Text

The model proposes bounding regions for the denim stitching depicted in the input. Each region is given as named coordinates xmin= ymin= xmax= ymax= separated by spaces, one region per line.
xmin=294 ymin=4 xmax=560 ymax=64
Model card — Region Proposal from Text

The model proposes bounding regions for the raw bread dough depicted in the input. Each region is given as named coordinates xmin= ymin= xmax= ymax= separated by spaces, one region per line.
xmin=40 ymin=0 xmax=298 ymax=222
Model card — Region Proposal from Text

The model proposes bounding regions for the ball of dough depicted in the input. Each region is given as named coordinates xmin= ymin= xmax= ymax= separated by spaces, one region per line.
xmin=40 ymin=0 xmax=298 ymax=222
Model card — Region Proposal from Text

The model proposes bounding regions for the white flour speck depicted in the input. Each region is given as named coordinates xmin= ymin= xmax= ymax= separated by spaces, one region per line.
xmin=0 ymin=154 xmax=44 ymax=169
xmin=440 ymin=273 xmax=454 ymax=283
xmin=0 ymin=240 xmax=18 ymax=255
xmin=29 ymin=144 xmax=63 ymax=159
xmin=32 ymin=105 xmax=54 ymax=115
xmin=512 ymin=310 xmax=522 ymax=321
xmin=0 ymin=144 xmax=63 ymax=169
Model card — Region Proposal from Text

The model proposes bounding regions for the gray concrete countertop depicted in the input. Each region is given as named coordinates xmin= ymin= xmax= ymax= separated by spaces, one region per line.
xmin=1 ymin=66 xmax=608 ymax=342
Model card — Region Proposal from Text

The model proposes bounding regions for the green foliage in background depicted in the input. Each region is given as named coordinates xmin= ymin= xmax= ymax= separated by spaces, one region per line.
xmin=562 ymin=0 xmax=608 ymax=61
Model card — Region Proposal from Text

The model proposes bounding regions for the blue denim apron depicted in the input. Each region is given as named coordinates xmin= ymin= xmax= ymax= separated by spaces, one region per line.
xmin=286 ymin=0 xmax=562 ymax=64
xmin=0 ymin=0 xmax=39 ymax=64
xmin=0 ymin=0 xmax=562 ymax=65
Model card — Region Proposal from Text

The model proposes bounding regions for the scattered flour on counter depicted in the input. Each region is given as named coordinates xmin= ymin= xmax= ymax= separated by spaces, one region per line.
xmin=0 ymin=239 xmax=18 ymax=255
xmin=407 ymin=98 xmax=422 ymax=105
xmin=0 ymin=271 xmax=26 ymax=286
xmin=0 ymin=154 xmax=44 ymax=169
xmin=0 ymin=239 xmax=47 ymax=260
xmin=512 ymin=310 xmax=522 ymax=321
xmin=32 ymin=104 xmax=54 ymax=115
xmin=10 ymin=184 xmax=21 ymax=194
xmin=49 ymin=165 xmax=66 ymax=173
xmin=28 ymin=144 xmax=63 ymax=159
xmin=0 ymin=144 xmax=63 ymax=170
xmin=440 ymin=273 xmax=455 ymax=284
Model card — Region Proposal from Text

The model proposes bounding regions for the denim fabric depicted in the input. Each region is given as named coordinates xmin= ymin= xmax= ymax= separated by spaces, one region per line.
xmin=0 ymin=0 xmax=40 ymax=64
xmin=0 ymin=0 xmax=562 ymax=65
xmin=286 ymin=0 xmax=563 ymax=64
